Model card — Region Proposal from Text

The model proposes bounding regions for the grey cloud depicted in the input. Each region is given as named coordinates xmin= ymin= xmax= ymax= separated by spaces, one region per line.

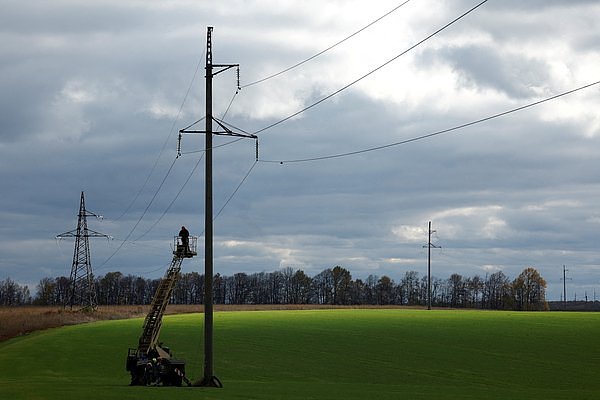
xmin=418 ymin=45 xmax=551 ymax=98
xmin=1 ymin=0 xmax=599 ymax=302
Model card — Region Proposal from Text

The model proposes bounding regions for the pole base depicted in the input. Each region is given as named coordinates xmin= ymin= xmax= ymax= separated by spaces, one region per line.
xmin=193 ymin=376 xmax=223 ymax=388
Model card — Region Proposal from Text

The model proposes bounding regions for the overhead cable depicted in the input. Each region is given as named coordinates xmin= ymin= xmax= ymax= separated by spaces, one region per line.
xmin=134 ymin=153 xmax=205 ymax=241
xmin=241 ymin=0 xmax=414 ymax=88
xmin=214 ymin=160 xmax=258 ymax=221
xmin=197 ymin=160 xmax=259 ymax=237
xmin=253 ymin=0 xmax=489 ymax=136
xmin=115 ymin=51 xmax=205 ymax=220
xmin=97 ymin=156 xmax=179 ymax=269
xmin=259 ymin=80 xmax=600 ymax=164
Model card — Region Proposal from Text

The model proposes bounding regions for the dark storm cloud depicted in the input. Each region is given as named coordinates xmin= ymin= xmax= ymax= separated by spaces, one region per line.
xmin=0 ymin=0 xmax=598 ymax=301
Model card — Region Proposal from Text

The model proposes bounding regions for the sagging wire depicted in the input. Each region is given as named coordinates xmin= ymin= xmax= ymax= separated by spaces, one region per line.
xmin=134 ymin=153 xmax=205 ymax=242
xmin=214 ymin=160 xmax=258 ymax=221
xmin=258 ymin=79 xmax=600 ymax=165
xmin=197 ymin=160 xmax=259 ymax=238
xmin=252 ymin=0 xmax=490 ymax=136
xmin=241 ymin=0 xmax=414 ymax=89
xmin=115 ymin=50 xmax=205 ymax=221
xmin=97 ymin=156 xmax=179 ymax=269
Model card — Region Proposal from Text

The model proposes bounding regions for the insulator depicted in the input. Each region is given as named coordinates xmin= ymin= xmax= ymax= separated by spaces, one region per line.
xmin=177 ymin=133 xmax=182 ymax=158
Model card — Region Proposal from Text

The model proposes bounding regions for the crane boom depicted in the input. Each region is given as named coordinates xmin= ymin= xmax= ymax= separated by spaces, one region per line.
xmin=137 ymin=254 xmax=184 ymax=356
xmin=126 ymin=236 xmax=197 ymax=386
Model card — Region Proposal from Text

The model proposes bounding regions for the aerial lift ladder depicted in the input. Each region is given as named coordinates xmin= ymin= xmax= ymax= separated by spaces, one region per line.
xmin=126 ymin=236 xmax=197 ymax=386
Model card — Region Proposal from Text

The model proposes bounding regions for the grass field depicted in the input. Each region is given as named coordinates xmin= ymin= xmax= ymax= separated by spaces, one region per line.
xmin=0 ymin=309 xmax=598 ymax=399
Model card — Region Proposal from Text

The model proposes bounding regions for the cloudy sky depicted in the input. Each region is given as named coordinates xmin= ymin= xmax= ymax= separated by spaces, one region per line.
xmin=1 ymin=0 xmax=599 ymax=301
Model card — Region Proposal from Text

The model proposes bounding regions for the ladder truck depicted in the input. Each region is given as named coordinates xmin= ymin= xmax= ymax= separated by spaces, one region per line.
xmin=126 ymin=236 xmax=197 ymax=386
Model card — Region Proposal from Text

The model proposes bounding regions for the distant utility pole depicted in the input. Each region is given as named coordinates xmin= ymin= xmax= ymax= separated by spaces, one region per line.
xmin=56 ymin=191 xmax=110 ymax=311
xmin=423 ymin=221 xmax=441 ymax=310
xmin=561 ymin=265 xmax=571 ymax=311
xmin=179 ymin=26 xmax=256 ymax=388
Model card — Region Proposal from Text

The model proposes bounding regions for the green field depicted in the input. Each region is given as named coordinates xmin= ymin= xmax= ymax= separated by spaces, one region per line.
xmin=0 ymin=309 xmax=598 ymax=399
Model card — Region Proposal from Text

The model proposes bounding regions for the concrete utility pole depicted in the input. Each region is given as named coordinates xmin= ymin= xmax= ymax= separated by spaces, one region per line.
xmin=423 ymin=221 xmax=441 ymax=310
xmin=201 ymin=25 xmax=218 ymax=389
xmin=180 ymin=26 xmax=256 ymax=388
xmin=561 ymin=265 xmax=571 ymax=311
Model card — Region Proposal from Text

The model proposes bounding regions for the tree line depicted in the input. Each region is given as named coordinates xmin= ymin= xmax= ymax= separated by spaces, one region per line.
xmin=2 ymin=266 xmax=548 ymax=311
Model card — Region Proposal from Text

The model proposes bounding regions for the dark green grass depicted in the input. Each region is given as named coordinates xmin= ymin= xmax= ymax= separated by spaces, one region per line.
xmin=0 ymin=309 xmax=598 ymax=399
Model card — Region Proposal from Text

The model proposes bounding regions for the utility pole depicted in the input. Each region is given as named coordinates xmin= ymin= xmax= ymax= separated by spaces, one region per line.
xmin=56 ymin=191 xmax=110 ymax=311
xmin=180 ymin=26 xmax=256 ymax=388
xmin=561 ymin=265 xmax=571 ymax=311
xmin=423 ymin=221 xmax=441 ymax=310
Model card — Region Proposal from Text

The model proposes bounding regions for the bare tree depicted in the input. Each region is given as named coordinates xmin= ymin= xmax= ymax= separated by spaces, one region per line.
xmin=280 ymin=267 xmax=295 ymax=304
xmin=512 ymin=267 xmax=547 ymax=311
xmin=376 ymin=276 xmax=394 ymax=305
xmin=466 ymin=275 xmax=484 ymax=308
xmin=331 ymin=266 xmax=352 ymax=305
xmin=484 ymin=271 xmax=511 ymax=310
xmin=364 ymin=275 xmax=378 ymax=305
xmin=401 ymin=271 xmax=421 ymax=306
xmin=269 ymin=271 xmax=284 ymax=304
xmin=0 ymin=278 xmax=31 ymax=305
xmin=313 ymin=269 xmax=334 ymax=304
xmin=35 ymin=277 xmax=56 ymax=305
xmin=448 ymin=273 xmax=465 ymax=307
xmin=290 ymin=270 xmax=312 ymax=304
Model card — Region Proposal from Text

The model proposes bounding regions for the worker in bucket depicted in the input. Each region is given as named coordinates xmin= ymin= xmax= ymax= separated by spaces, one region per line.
xmin=179 ymin=226 xmax=190 ymax=254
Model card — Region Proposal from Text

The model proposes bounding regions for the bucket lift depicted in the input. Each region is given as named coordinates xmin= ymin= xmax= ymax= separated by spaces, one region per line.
xmin=126 ymin=236 xmax=197 ymax=386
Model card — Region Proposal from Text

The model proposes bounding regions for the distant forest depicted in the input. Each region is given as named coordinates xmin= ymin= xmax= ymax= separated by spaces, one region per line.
xmin=1 ymin=266 xmax=549 ymax=311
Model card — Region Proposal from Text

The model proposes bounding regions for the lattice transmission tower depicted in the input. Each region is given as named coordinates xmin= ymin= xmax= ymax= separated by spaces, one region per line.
xmin=56 ymin=191 xmax=110 ymax=310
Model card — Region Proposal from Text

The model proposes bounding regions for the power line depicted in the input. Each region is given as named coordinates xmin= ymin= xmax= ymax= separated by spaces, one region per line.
xmin=168 ymin=151 xmax=257 ymax=241
xmin=176 ymin=159 xmax=258 ymax=238
xmin=214 ymin=160 xmax=258 ymax=222
xmin=134 ymin=153 xmax=205 ymax=241
xmin=253 ymin=0 xmax=489 ymax=136
xmin=178 ymin=117 xmax=252 ymax=156
xmin=94 ymin=238 xmax=172 ymax=275
xmin=221 ymin=90 xmax=239 ymax=120
xmin=115 ymin=51 xmax=205 ymax=221
xmin=259 ymin=79 xmax=600 ymax=164
xmin=110 ymin=55 xmax=230 ymax=249
xmin=241 ymin=0 xmax=414 ymax=89
xmin=179 ymin=137 xmax=245 ymax=156
xmin=176 ymin=120 xmax=258 ymax=242
xmin=96 ymin=235 xmax=165 ymax=257
xmin=98 ymin=156 xmax=179 ymax=269
xmin=102 ymin=0 xmax=481 ymax=268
